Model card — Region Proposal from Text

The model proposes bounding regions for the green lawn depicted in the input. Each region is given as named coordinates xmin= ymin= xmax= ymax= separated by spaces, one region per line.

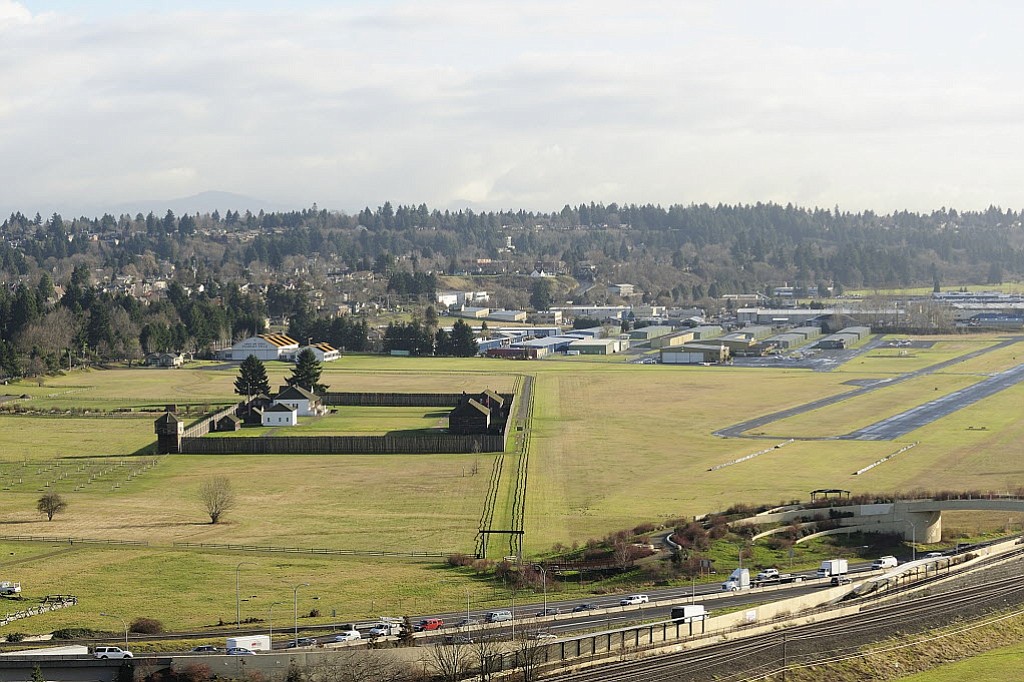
xmin=206 ymin=407 xmax=449 ymax=437
xmin=899 ymin=646 xmax=1024 ymax=681
xmin=0 ymin=336 xmax=1022 ymax=633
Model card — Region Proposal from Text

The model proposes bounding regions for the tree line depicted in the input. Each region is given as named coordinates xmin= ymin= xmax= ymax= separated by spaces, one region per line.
xmin=383 ymin=319 xmax=478 ymax=357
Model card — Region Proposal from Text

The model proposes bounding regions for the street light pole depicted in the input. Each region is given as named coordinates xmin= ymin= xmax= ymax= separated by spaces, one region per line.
xmin=904 ymin=520 xmax=916 ymax=561
xmin=100 ymin=612 xmax=128 ymax=651
xmin=269 ymin=601 xmax=284 ymax=646
xmin=235 ymin=561 xmax=256 ymax=628
xmin=293 ymin=582 xmax=310 ymax=643
xmin=537 ymin=566 xmax=547 ymax=615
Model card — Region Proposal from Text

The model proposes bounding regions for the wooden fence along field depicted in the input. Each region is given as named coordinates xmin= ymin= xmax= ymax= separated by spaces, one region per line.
xmin=158 ymin=391 xmax=515 ymax=454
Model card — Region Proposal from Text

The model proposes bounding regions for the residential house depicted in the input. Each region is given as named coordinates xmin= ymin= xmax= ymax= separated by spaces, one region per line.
xmin=262 ymin=403 xmax=298 ymax=427
xmin=273 ymin=385 xmax=326 ymax=417
xmin=448 ymin=398 xmax=490 ymax=434
xmin=215 ymin=414 xmax=242 ymax=432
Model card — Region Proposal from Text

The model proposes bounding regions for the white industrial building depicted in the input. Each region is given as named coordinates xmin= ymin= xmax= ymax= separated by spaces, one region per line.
xmin=225 ymin=334 xmax=300 ymax=361
xmin=289 ymin=342 xmax=340 ymax=363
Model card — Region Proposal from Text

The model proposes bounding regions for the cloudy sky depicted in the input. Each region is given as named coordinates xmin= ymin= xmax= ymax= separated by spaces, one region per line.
xmin=3 ymin=0 xmax=1024 ymax=216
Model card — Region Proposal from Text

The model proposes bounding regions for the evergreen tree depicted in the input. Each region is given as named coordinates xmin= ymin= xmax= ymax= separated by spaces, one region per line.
xmin=286 ymin=348 xmax=327 ymax=393
xmin=234 ymin=354 xmax=271 ymax=399
xmin=529 ymin=279 xmax=552 ymax=311
xmin=450 ymin=320 xmax=479 ymax=357
xmin=434 ymin=328 xmax=452 ymax=356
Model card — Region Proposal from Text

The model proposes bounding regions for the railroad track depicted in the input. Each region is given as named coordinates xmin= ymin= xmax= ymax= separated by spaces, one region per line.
xmin=545 ymin=550 xmax=1024 ymax=681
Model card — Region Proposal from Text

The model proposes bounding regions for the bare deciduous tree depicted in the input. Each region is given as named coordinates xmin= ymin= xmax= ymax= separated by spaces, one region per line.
xmin=511 ymin=633 xmax=549 ymax=682
xmin=426 ymin=641 xmax=470 ymax=682
xmin=306 ymin=650 xmax=412 ymax=682
xmin=198 ymin=476 xmax=235 ymax=524
xmin=36 ymin=493 xmax=67 ymax=521
xmin=470 ymin=636 xmax=504 ymax=682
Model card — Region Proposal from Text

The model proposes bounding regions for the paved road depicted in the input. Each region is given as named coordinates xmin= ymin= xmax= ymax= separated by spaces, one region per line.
xmin=732 ymin=334 xmax=888 ymax=372
xmin=715 ymin=335 xmax=1023 ymax=439
xmin=844 ymin=360 xmax=1024 ymax=440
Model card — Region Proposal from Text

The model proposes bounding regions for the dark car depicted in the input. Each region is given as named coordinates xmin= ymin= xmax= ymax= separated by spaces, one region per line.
xmin=191 ymin=645 xmax=220 ymax=653
xmin=225 ymin=648 xmax=254 ymax=656
xmin=285 ymin=637 xmax=317 ymax=648
xmin=535 ymin=608 xmax=561 ymax=617
xmin=453 ymin=618 xmax=481 ymax=628
xmin=830 ymin=576 xmax=852 ymax=586
xmin=443 ymin=634 xmax=475 ymax=645
xmin=572 ymin=603 xmax=597 ymax=612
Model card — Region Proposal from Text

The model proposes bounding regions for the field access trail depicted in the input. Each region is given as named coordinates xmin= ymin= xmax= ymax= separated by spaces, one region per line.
xmin=476 ymin=373 xmax=535 ymax=559
xmin=714 ymin=335 xmax=1024 ymax=441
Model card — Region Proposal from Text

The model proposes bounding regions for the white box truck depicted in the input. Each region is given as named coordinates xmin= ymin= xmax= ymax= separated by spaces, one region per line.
xmin=226 ymin=635 xmax=271 ymax=652
xmin=722 ymin=568 xmax=750 ymax=591
xmin=670 ymin=604 xmax=708 ymax=623
xmin=816 ymin=559 xmax=848 ymax=578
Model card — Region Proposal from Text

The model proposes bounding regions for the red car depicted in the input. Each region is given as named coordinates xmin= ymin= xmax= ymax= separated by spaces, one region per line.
xmin=414 ymin=618 xmax=444 ymax=631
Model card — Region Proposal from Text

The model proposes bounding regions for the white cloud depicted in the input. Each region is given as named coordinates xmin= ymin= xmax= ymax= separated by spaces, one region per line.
xmin=2 ymin=1 xmax=1024 ymax=215
xmin=0 ymin=0 xmax=31 ymax=25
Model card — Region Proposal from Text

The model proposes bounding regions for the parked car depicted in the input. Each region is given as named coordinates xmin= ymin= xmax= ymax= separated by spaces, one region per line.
xmin=285 ymin=637 xmax=317 ymax=648
xmin=191 ymin=645 xmax=220 ymax=653
xmin=225 ymin=648 xmax=254 ymax=656
xmin=619 ymin=594 xmax=649 ymax=606
xmin=572 ymin=603 xmax=597 ymax=613
xmin=414 ymin=618 xmax=444 ymax=632
xmin=535 ymin=608 xmax=561 ymax=617
xmin=331 ymin=630 xmax=361 ymax=642
xmin=93 ymin=647 xmax=133 ymax=660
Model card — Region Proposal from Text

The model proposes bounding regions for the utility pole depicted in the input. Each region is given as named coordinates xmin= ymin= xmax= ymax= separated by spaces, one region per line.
xmin=782 ymin=631 xmax=788 ymax=681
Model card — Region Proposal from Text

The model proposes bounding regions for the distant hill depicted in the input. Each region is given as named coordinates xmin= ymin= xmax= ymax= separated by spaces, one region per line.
xmin=109 ymin=191 xmax=290 ymax=216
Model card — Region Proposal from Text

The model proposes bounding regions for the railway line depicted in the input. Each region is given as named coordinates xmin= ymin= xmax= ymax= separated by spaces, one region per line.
xmin=544 ymin=550 xmax=1024 ymax=681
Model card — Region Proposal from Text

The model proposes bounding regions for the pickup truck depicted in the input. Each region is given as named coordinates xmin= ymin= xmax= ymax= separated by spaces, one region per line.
xmin=754 ymin=569 xmax=805 ymax=585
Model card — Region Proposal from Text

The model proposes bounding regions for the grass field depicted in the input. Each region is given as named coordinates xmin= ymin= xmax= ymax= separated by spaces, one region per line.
xmin=206 ymin=407 xmax=448 ymax=437
xmin=0 ymin=334 xmax=1022 ymax=634
xmin=899 ymin=643 xmax=1024 ymax=681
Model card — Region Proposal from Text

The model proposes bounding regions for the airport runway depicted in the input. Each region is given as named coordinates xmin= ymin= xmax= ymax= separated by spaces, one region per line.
xmin=843 ymin=360 xmax=1024 ymax=440
xmin=716 ymin=336 xmax=1024 ymax=440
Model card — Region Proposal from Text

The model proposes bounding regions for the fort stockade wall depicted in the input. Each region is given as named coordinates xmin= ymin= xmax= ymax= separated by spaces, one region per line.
xmin=179 ymin=433 xmax=506 ymax=454
xmin=159 ymin=392 xmax=514 ymax=455
xmin=181 ymin=404 xmax=238 ymax=439
xmin=321 ymin=392 xmax=468 ymax=407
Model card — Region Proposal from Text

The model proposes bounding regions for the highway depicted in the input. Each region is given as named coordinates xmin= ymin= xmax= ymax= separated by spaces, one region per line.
xmin=543 ymin=554 xmax=1024 ymax=681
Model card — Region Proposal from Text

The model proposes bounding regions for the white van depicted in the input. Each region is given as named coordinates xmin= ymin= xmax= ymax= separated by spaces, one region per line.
xmin=485 ymin=610 xmax=513 ymax=623
xmin=871 ymin=555 xmax=898 ymax=570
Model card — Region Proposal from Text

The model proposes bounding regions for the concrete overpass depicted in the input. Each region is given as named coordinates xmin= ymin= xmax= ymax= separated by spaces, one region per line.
xmin=736 ymin=498 xmax=1024 ymax=545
